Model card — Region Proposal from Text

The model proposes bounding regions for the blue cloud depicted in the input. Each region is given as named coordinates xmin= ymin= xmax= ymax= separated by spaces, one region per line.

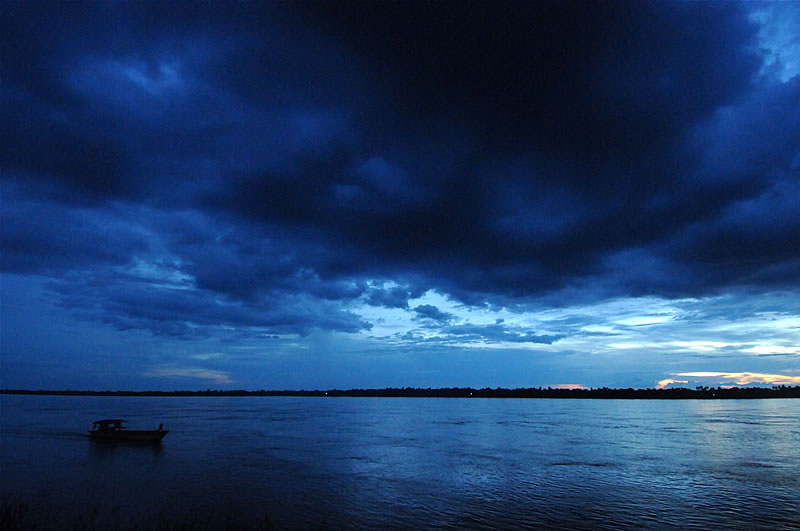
xmin=2 ymin=0 xmax=799 ymax=389
xmin=413 ymin=305 xmax=454 ymax=323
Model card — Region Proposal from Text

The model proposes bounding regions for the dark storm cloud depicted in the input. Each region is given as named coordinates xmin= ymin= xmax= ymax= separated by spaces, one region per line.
xmin=0 ymin=189 xmax=372 ymax=336
xmin=199 ymin=0 xmax=790 ymax=301
xmin=414 ymin=305 xmax=454 ymax=323
xmin=365 ymin=286 xmax=412 ymax=309
xmin=2 ymin=0 xmax=798 ymax=339
xmin=48 ymin=269 xmax=371 ymax=338
xmin=0 ymin=187 xmax=149 ymax=274
xmin=152 ymin=211 xmax=370 ymax=303
xmin=300 ymin=1 xmax=758 ymax=153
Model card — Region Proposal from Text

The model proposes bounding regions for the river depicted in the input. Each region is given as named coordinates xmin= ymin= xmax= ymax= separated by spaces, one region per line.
xmin=2 ymin=395 xmax=799 ymax=529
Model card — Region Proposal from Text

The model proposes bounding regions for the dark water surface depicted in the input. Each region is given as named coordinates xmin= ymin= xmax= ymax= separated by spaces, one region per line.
xmin=2 ymin=396 xmax=799 ymax=529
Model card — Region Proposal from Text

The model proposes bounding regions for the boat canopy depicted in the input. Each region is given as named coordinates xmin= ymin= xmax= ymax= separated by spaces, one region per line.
xmin=92 ymin=419 xmax=128 ymax=428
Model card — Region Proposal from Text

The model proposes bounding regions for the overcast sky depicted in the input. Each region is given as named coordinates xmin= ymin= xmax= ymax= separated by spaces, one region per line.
xmin=2 ymin=0 xmax=800 ymax=390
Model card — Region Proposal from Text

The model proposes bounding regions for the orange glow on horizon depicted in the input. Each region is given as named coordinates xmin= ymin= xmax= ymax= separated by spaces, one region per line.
xmin=656 ymin=378 xmax=688 ymax=389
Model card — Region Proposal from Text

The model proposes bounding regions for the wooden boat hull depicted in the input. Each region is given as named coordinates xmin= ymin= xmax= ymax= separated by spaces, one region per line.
xmin=89 ymin=429 xmax=168 ymax=442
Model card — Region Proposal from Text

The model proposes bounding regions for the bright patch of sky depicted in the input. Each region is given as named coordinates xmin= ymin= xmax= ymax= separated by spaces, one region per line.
xmin=124 ymin=258 xmax=194 ymax=289
xmin=143 ymin=367 xmax=232 ymax=384
xmin=743 ymin=345 xmax=800 ymax=355
xmin=68 ymin=56 xmax=190 ymax=115
xmin=674 ymin=371 xmax=800 ymax=387
xmin=354 ymin=289 xmax=800 ymax=367
xmin=121 ymin=61 xmax=183 ymax=95
xmin=750 ymin=2 xmax=800 ymax=82
xmin=3 ymin=272 xmax=797 ymax=390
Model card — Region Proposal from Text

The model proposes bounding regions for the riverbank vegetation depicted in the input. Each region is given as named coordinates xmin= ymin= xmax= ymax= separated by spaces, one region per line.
xmin=3 ymin=386 xmax=799 ymax=399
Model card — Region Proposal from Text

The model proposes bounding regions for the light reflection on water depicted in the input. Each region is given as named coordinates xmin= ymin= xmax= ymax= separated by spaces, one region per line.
xmin=2 ymin=396 xmax=799 ymax=529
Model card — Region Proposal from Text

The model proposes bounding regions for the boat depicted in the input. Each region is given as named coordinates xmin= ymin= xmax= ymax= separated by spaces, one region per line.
xmin=88 ymin=419 xmax=168 ymax=442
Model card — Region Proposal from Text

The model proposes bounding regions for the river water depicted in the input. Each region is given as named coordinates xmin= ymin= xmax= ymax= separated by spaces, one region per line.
xmin=1 ymin=395 xmax=799 ymax=529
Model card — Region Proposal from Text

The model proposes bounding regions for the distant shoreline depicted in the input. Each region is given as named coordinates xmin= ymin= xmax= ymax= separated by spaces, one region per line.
xmin=2 ymin=386 xmax=799 ymax=399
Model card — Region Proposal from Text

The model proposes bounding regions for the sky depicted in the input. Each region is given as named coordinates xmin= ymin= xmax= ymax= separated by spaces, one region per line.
xmin=2 ymin=0 xmax=800 ymax=391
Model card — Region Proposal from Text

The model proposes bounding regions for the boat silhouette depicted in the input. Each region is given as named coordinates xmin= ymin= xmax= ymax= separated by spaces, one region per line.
xmin=88 ymin=419 xmax=168 ymax=442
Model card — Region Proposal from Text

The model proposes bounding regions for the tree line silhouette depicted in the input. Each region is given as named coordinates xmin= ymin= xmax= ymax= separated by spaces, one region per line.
xmin=2 ymin=386 xmax=799 ymax=399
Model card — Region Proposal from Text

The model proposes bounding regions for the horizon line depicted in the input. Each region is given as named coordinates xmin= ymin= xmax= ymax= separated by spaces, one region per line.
xmin=2 ymin=386 xmax=799 ymax=399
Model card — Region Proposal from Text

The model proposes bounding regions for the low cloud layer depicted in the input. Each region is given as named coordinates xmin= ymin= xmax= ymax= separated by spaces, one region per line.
xmin=675 ymin=372 xmax=800 ymax=387
xmin=143 ymin=367 xmax=233 ymax=385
